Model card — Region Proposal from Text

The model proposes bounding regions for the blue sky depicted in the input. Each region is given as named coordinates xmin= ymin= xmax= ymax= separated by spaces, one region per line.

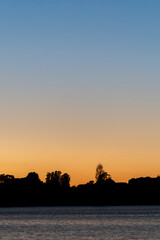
xmin=0 ymin=1 xmax=160 ymax=184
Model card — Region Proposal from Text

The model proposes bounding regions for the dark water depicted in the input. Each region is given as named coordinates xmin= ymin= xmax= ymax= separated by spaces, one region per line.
xmin=0 ymin=206 xmax=159 ymax=239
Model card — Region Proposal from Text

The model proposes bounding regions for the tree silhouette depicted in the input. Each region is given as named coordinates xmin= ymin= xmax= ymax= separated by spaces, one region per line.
xmin=95 ymin=163 xmax=112 ymax=184
xmin=25 ymin=172 xmax=41 ymax=184
xmin=46 ymin=171 xmax=71 ymax=188
xmin=46 ymin=171 xmax=62 ymax=186
xmin=0 ymin=174 xmax=15 ymax=184
xmin=46 ymin=172 xmax=51 ymax=184
xmin=61 ymin=173 xmax=70 ymax=188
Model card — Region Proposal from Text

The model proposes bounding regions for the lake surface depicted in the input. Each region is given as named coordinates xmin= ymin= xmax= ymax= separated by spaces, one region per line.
xmin=0 ymin=206 xmax=159 ymax=239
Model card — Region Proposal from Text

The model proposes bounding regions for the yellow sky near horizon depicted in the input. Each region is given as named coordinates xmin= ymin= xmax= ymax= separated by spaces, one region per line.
xmin=1 ymin=102 xmax=160 ymax=186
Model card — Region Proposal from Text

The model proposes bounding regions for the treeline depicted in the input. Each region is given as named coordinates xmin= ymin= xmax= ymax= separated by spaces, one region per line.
xmin=0 ymin=164 xmax=160 ymax=206
xmin=0 ymin=164 xmax=114 ymax=187
xmin=0 ymin=171 xmax=70 ymax=188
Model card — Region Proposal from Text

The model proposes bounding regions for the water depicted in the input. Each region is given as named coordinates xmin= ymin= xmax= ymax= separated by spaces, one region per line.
xmin=0 ymin=206 xmax=159 ymax=240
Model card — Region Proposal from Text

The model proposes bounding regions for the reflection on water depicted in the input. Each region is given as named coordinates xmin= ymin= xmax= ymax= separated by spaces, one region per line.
xmin=0 ymin=206 xmax=159 ymax=240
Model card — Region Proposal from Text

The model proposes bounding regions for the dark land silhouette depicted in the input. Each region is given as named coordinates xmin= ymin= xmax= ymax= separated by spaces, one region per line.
xmin=0 ymin=164 xmax=160 ymax=207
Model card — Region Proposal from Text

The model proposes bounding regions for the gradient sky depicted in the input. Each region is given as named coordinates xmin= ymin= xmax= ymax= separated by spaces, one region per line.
xmin=0 ymin=0 xmax=160 ymax=185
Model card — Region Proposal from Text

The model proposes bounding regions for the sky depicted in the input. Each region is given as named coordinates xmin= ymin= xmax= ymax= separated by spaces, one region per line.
xmin=0 ymin=0 xmax=160 ymax=185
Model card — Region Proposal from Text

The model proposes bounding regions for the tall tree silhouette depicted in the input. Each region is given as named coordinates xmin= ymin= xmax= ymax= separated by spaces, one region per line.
xmin=95 ymin=164 xmax=113 ymax=184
